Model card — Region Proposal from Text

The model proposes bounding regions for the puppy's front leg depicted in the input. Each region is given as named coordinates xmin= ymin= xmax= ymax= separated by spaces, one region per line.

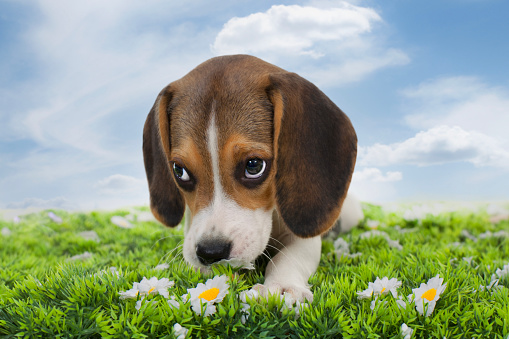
xmin=254 ymin=226 xmax=321 ymax=303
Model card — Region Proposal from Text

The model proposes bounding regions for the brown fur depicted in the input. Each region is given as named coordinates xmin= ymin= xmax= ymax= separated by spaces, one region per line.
xmin=143 ymin=55 xmax=357 ymax=237
xmin=220 ymin=133 xmax=275 ymax=211
xmin=170 ymin=137 xmax=213 ymax=215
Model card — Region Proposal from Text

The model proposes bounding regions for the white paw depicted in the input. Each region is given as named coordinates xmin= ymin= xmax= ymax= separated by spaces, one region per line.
xmin=252 ymin=283 xmax=313 ymax=303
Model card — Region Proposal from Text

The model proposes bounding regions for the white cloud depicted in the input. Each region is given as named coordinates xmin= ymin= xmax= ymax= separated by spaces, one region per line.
xmin=346 ymin=167 xmax=402 ymax=203
xmin=2 ymin=1 xmax=214 ymax=153
xmin=212 ymin=3 xmax=409 ymax=86
xmin=0 ymin=1 xmax=216 ymax=209
xmin=353 ymin=167 xmax=402 ymax=182
xmin=213 ymin=4 xmax=381 ymax=57
xmin=354 ymin=76 xmax=509 ymax=202
xmin=303 ymin=48 xmax=409 ymax=87
xmin=348 ymin=167 xmax=402 ymax=202
xmin=368 ymin=76 xmax=509 ymax=170
xmin=359 ymin=125 xmax=509 ymax=168
xmin=402 ymin=76 xmax=509 ymax=145
xmin=95 ymin=174 xmax=145 ymax=195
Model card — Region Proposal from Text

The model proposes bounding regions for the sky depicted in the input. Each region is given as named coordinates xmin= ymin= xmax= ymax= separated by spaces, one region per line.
xmin=1 ymin=0 xmax=508 ymax=211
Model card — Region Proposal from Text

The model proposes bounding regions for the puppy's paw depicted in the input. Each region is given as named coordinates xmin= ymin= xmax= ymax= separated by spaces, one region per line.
xmin=252 ymin=283 xmax=313 ymax=303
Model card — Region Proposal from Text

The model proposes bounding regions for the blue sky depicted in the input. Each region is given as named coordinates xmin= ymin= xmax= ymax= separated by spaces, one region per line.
xmin=1 ymin=0 xmax=508 ymax=210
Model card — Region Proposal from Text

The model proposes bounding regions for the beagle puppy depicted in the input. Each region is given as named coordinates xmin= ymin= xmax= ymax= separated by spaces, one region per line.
xmin=143 ymin=55 xmax=357 ymax=302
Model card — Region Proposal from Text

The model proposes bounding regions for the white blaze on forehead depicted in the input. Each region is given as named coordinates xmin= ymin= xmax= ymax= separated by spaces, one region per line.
xmin=206 ymin=112 xmax=224 ymax=203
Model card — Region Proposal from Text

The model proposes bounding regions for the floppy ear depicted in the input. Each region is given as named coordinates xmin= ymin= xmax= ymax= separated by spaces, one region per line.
xmin=143 ymin=86 xmax=185 ymax=227
xmin=268 ymin=72 xmax=357 ymax=238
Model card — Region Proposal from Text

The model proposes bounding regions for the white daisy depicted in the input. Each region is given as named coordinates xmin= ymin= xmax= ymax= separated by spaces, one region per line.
xmin=79 ymin=230 xmax=100 ymax=243
xmin=478 ymin=230 xmax=508 ymax=239
xmin=68 ymin=252 xmax=93 ymax=261
xmin=138 ymin=277 xmax=174 ymax=298
xmin=1 ymin=227 xmax=12 ymax=237
xmin=479 ymin=263 xmax=509 ymax=293
xmin=239 ymin=289 xmax=259 ymax=324
xmin=107 ymin=266 xmax=120 ymax=276
xmin=48 ymin=212 xmax=62 ymax=224
xmin=412 ymin=275 xmax=447 ymax=317
xmin=396 ymin=296 xmax=406 ymax=309
xmin=119 ymin=276 xmax=174 ymax=300
xmin=333 ymin=237 xmax=363 ymax=258
xmin=333 ymin=238 xmax=350 ymax=256
xmin=386 ymin=238 xmax=403 ymax=251
xmin=240 ymin=289 xmax=259 ymax=304
xmin=167 ymin=295 xmax=180 ymax=309
xmin=187 ymin=275 xmax=229 ymax=316
xmin=366 ymin=219 xmax=380 ymax=229
xmin=135 ymin=297 xmax=145 ymax=310
xmin=168 ymin=293 xmax=192 ymax=309
xmin=478 ymin=278 xmax=500 ymax=293
xmin=94 ymin=266 xmax=120 ymax=279
xmin=110 ymin=215 xmax=133 ymax=229
xmin=155 ymin=263 xmax=169 ymax=270
xmin=396 ymin=294 xmax=414 ymax=310
xmin=494 ymin=263 xmax=509 ymax=280
xmin=357 ymin=276 xmax=402 ymax=300
xmin=135 ymin=297 xmax=148 ymax=310
xmin=134 ymin=296 xmax=157 ymax=311
xmin=137 ymin=212 xmax=156 ymax=222
xmin=357 ymin=285 xmax=375 ymax=300
xmin=359 ymin=230 xmax=403 ymax=250
xmin=462 ymin=256 xmax=474 ymax=265
xmin=280 ymin=293 xmax=308 ymax=319
xmin=393 ymin=225 xmax=418 ymax=234
xmin=119 ymin=286 xmax=139 ymax=300
xmin=173 ymin=323 xmax=189 ymax=339
xmin=460 ymin=229 xmax=477 ymax=242
xmin=401 ymin=323 xmax=413 ymax=339
xmin=370 ymin=296 xmax=387 ymax=310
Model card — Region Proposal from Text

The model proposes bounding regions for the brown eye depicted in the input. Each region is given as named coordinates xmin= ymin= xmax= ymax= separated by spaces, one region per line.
xmin=245 ymin=158 xmax=266 ymax=179
xmin=173 ymin=163 xmax=190 ymax=182
xmin=236 ymin=158 xmax=272 ymax=189
xmin=172 ymin=162 xmax=196 ymax=192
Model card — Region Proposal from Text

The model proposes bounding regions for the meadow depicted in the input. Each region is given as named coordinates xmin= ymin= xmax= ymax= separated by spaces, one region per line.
xmin=0 ymin=203 xmax=508 ymax=338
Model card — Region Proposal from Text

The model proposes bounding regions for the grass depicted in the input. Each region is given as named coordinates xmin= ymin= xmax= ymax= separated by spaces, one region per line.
xmin=0 ymin=204 xmax=508 ymax=338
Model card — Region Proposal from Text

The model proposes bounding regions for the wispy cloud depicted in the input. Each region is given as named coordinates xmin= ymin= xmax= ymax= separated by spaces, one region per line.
xmin=0 ymin=1 xmax=216 ymax=208
xmin=358 ymin=76 xmax=509 ymax=169
xmin=402 ymin=76 xmax=509 ymax=143
xmin=6 ymin=197 xmax=78 ymax=210
xmin=349 ymin=167 xmax=403 ymax=203
xmin=95 ymin=174 xmax=145 ymax=195
xmin=359 ymin=125 xmax=509 ymax=168
xmin=3 ymin=1 xmax=505 ymax=207
xmin=349 ymin=168 xmax=401 ymax=203
xmin=213 ymin=4 xmax=381 ymax=57
xmin=212 ymin=3 xmax=409 ymax=86
xmin=2 ymin=1 xmax=219 ymax=152
xmin=353 ymin=168 xmax=402 ymax=182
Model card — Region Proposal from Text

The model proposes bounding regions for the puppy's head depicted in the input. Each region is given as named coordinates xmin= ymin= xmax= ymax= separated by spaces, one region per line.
xmin=143 ymin=55 xmax=357 ymax=269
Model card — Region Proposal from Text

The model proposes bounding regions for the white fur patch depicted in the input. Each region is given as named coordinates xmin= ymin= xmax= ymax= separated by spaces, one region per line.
xmin=182 ymin=111 xmax=273 ymax=269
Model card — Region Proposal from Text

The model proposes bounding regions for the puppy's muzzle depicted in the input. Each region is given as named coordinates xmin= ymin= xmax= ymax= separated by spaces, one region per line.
xmin=196 ymin=238 xmax=232 ymax=265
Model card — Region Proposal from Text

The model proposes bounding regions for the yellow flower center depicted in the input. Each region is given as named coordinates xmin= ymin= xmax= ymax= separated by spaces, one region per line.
xmin=381 ymin=287 xmax=386 ymax=293
xmin=199 ymin=287 xmax=220 ymax=301
xmin=422 ymin=288 xmax=437 ymax=301
xmin=148 ymin=287 xmax=156 ymax=294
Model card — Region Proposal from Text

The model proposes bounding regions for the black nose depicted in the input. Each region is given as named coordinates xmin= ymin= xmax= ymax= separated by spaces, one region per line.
xmin=196 ymin=239 xmax=232 ymax=265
